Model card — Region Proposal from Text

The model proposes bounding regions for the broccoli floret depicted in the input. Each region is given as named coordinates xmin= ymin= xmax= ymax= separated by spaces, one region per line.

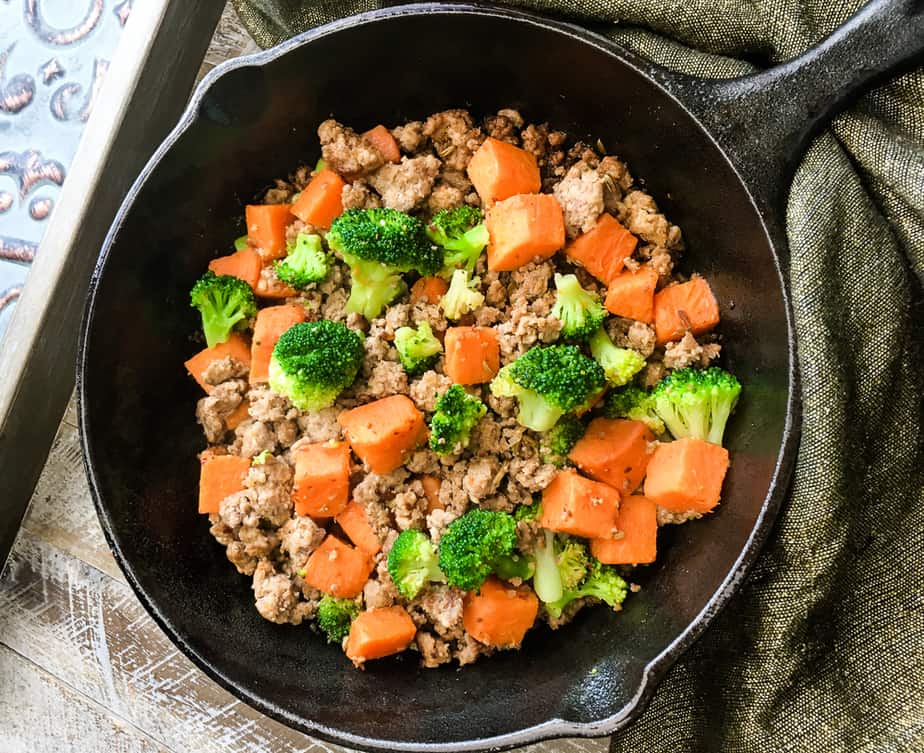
xmin=315 ymin=157 xmax=327 ymax=172
xmin=326 ymin=208 xmax=442 ymax=318
xmin=651 ymin=366 xmax=742 ymax=445
xmin=426 ymin=206 xmax=489 ymax=277
xmin=551 ymin=274 xmax=607 ymax=341
xmin=532 ymin=531 xmax=590 ymax=603
xmin=514 ymin=500 xmax=542 ymax=522
xmin=394 ymin=321 xmax=442 ymax=376
xmin=275 ymin=233 xmax=330 ymax=288
xmin=437 ymin=509 xmax=521 ymax=590
xmin=490 ymin=345 xmax=606 ymax=432
xmin=268 ymin=320 xmax=364 ymax=411
xmin=540 ymin=414 xmax=586 ymax=466
xmin=189 ymin=270 xmax=257 ymax=347
xmin=387 ymin=529 xmax=446 ymax=599
xmin=588 ymin=327 xmax=647 ymax=387
xmin=604 ymin=386 xmax=666 ymax=435
xmin=234 ymin=235 xmax=249 ymax=251
xmin=546 ymin=558 xmax=629 ymax=618
xmin=316 ymin=595 xmax=360 ymax=643
xmin=441 ymin=268 xmax=485 ymax=320
xmin=556 ymin=537 xmax=590 ymax=591
xmin=429 ymin=385 xmax=487 ymax=455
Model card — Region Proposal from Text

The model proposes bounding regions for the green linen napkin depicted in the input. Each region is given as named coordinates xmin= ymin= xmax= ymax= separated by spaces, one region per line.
xmin=231 ymin=1 xmax=924 ymax=749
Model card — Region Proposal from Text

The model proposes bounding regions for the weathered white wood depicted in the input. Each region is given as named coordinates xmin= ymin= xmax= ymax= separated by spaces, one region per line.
xmin=0 ymin=644 xmax=171 ymax=753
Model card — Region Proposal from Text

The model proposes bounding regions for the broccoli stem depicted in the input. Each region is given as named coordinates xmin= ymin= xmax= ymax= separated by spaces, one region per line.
xmin=533 ymin=530 xmax=564 ymax=603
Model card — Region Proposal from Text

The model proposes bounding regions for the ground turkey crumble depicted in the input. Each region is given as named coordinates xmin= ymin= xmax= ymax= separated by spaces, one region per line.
xmin=192 ymin=108 xmax=724 ymax=668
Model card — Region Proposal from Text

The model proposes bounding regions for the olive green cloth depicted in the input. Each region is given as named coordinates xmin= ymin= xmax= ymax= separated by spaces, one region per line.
xmin=231 ymin=1 xmax=924 ymax=749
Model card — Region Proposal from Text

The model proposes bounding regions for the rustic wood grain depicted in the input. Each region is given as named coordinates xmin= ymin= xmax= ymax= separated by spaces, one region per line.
xmin=0 ymin=4 xmax=611 ymax=752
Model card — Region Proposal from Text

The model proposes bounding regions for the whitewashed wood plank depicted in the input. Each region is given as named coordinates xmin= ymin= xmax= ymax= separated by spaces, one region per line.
xmin=198 ymin=3 xmax=261 ymax=79
xmin=0 ymin=644 xmax=171 ymax=753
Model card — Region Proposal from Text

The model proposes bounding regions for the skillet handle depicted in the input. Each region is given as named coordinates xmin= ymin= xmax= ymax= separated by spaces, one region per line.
xmin=656 ymin=0 xmax=924 ymax=218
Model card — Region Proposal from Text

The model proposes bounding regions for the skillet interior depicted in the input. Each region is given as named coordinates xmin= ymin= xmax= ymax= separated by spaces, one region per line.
xmin=79 ymin=8 xmax=792 ymax=750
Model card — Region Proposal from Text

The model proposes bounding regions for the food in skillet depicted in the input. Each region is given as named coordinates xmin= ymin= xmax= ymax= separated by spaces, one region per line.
xmin=185 ymin=110 xmax=741 ymax=668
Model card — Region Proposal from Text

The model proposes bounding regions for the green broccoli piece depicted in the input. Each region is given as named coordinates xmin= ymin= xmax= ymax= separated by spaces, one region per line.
xmin=651 ymin=366 xmax=742 ymax=445
xmin=268 ymin=320 xmax=364 ymax=411
xmin=326 ymin=208 xmax=442 ymax=319
xmin=551 ymin=274 xmax=606 ymax=341
xmin=189 ymin=270 xmax=257 ymax=347
xmin=546 ymin=558 xmax=629 ymax=618
xmin=393 ymin=321 xmax=442 ymax=376
xmin=316 ymin=595 xmax=360 ymax=643
xmin=556 ymin=537 xmax=590 ymax=591
xmin=588 ymin=327 xmax=647 ymax=387
xmin=604 ymin=386 xmax=666 ymax=435
xmin=437 ymin=509 xmax=522 ymax=591
xmin=234 ymin=235 xmax=249 ymax=251
xmin=428 ymin=385 xmax=487 ymax=455
xmin=441 ymin=268 xmax=485 ymax=320
xmin=540 ymin=414 xmax=586 ymax=467
xmin=426 ymin=206 xmax=489 ymax=277
xmin=490 ymin=345 xmax=606 ymax=432
xmin=514 ymin=500 xmax=542 ymax=522
xmin=275 ymin=233 xmax=330 ymax=288
xmin=387 ymin=529 xmax=446 ymax=599
xmin=315 ymin=157 xmax=327 ymax=172
xmin=532 ymin=531 xmax=590 ymax=604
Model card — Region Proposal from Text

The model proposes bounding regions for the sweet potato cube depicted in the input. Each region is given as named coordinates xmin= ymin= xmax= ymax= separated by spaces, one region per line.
xmin=420 ymin=475 xmax=444 ymax=512
xmin=653 ymin=275 xmax=720 ymax=344
xmin=362 ymin=124 xmax=401 ymax=164
xmin=644 ymin=437 xmax=730 ymax=513
xmin=292 ymin=442 xmax=351 ymax=518
xmin=590 ymin=495 xmax=658 ymax=565
xmin=290 ymin=168 xmax=345 ymax=229
xmin=335 ymin=501 xmax=381 ymax=556
xmin=249 ymin=303 xmax=306 ymax=384
xmin=246 ymin=204 xmax=293 ymax=260
xmin=337 ymin=395 xmax=427 ymax=474
xmin=410 ymin=275 xmax=449 ymax=305
xmin=486 ymin=193 xmax=565 ymax=272
xmin=444 ymin=326 xmax=500 ymax=385
xmin=208 ymin=246 xmax=262 ymax=290
xmin=565 ymin=213 xmax=637 ymax=285
xmin=346 ymin=606 xmax=417 ymax=664
xmin=198 ymin=455 xmax=250 ymax=514
xmin=462 ymin=577 xmax=538 ymax=648
xmin=540 ymin=469 xmax=620 ymax=539
xmin=303 ymin=535 xmax=373 ymax=599
xmin=605 ymin=267 xmax=659 ymax=323
xmin=467 ymin=137 xmax=541 ymax=204
xmin=184 ymin=333 xmax=252 ymax=394
xmin=568 ymin=418 xmax=655 ymax=495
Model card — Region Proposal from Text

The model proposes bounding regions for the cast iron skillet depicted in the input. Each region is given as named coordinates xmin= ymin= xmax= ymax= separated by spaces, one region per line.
xmin=78 ymin=1 xmax=923 ymax=750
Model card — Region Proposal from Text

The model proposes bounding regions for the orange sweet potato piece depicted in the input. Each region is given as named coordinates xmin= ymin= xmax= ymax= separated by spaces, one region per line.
xmin=410 ymin=275 xmax=449 ymax=305
xmin=198 ymin=455 xmax=250 ymax=514
xmin=337 ymin=395 xmax=427 ymax=474
xmin=254 ymin=270 xmax=298 ymax=299
xmin=420 ymin=475 xmax=444 ymax=512
xmin=224 ymin=401 xmax=250 ymax=431
xmin=184 ymin=333 xmax=252 ymax=394
xmin=644 ymin=437 xmax=729 ymax=513
xmin=246 ymin=204 xmax=293 ymax=260
xmin=335 ymin=501 xmax=381 ymax=556
xmin=462 ymin=577 xmax=538 ymax=648
xmin=208 ymin=247 xmax=262 ymax=290
xmin=346 ymin=606 xmax=417 ymax=664
xmin=303 ymin=535 xmax=373 ymax=598
xmin=590 ymin=495 xmax=658 ymax=565
xmin=540 ymin=468 xmax=620 ymax=539
xmin=249 ymin=303 xmax=305 ymax=384
xmin=292 ymin=442 xmax=351 ymax=518
xmin=362 ymin=124 xmax=401 ymax=164
xmin=604 ymin=267 xmax=659 ymax=323
xmin=444 ymin=326 xmax=500 ymax=385
xmin=467 ymin=137 xmax=541 ymax=204
xmin=486 ymin=193 xmax=565 ymax=272
xmin=564 ymin=213 xmax=637 ymax=285
xmin=653 ymin=275 xmax=720 ymax=344
xmin=568 ymin=418 xmax=655 ymax=495
xmin=290 ymin=168 xmax=345 ymax=229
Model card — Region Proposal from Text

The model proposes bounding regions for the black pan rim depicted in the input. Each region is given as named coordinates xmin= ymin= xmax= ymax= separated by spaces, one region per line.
xmin=77 ymin=4 xmax=801 ymax=751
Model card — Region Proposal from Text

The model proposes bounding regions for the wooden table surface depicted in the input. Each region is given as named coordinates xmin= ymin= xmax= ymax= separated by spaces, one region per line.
xmin=0 ymin=6 xmax=608 ymax=752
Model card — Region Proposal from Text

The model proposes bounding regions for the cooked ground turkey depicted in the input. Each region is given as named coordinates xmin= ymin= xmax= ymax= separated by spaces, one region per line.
xmin=195 ymin=108 xmax=719 ymax=669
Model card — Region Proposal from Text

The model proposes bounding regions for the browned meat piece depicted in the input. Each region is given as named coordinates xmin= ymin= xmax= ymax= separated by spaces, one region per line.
xmin=368 ymin=155 xmax=441 ymax=212
xmin=484 ymin=113 xmax=520 ymax=145
xmin=249 ymin=385 xmax=297 ymax=422
xmin=294 ymin=406 xmax=341 ymax=444
xmin=520 ymin=123 xmax=549 ymax=163
xmin=417 ymin=585 xmax=464 ymax=637
xmin=321 ymin=287 xmax=348 ymax=321
xmin=417 ymin=631 xmax=453 ymax=668
xmin=508 ymin=457 xmax=557 ymax=493
xmin=427 ymin=181 xmax=467 ymax=213
xmin=202 ymin=356 xmax=248 ymax=386
xmin=437 ymin=464 xmax=472 ymax=515
xmin=422 ymin=109 xmax=484 ymax=172
xmin=426 ymin=508 xmax=459 ymax=544
xmin=623 ymin=190 xmax=684 ymax=251
xmin=508 ymin=260 xmax=554 ymax=303
xmin=341 ymin=180 xmax=383 ymax=210
xmin=318 ymin=118 xmax=384 ymax=179
xmin=483 ymin=272 xmax=507 ymax=307
xmin=391 ymin=121 xmax=426 ymax=153
xmin=657 ymin=506 xmax=702 ymax=526
xmin=409 ymin=369 xmax=453 ymax=412
xmin=627 ymin=321 xmax=657 ymax=358
xmin=353 ymin=361 xmax=408 ymax=402
xmin=236 ymin=420 xmax=276 ymax=458
xmin=406 ymin=448 xmax=441 ymax=475
xmin=278 ymin=516 xmax=326 ymax=569
xmin=495 ymin=299 xmax=562 ymax=362
xmin=663 ymin=332 xmax=722 ymax=370
xmin=641 ymin=359 xmax=666 ymax=389
xmin=553 ymin=161 xmax=605 ymax=239
xmin=253 ymin=560 xmax=313 ymax=625
xmin=598 ymin=154 xmax=634 ymax=215
xmin=391 ymin=479 xmax=427 ymax=531
xmin=195 ymin=378 xmax=246 ymax=443
xmin=462 ymin=456 xmax=505 ymax=503
xmin=640 ymin=246 xmax=676 ymax=283
xmin=454 ymin=633 xmax=493 ymax=665
xmin=263 ymin=178 xmax=295 ymax=204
